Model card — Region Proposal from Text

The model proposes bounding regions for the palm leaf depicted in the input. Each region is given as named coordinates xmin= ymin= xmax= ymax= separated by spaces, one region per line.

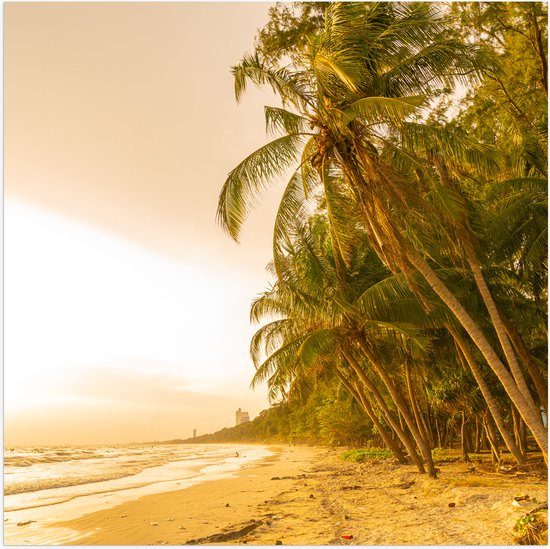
xmin=344 ymin=95 xmax=426 ymax=128
xmin=217 ymin=134 xmax=307 ymax=240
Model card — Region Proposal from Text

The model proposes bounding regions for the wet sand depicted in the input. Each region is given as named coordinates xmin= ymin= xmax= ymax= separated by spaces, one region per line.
xmin=48 ymin=446 xmax=547 ymax=546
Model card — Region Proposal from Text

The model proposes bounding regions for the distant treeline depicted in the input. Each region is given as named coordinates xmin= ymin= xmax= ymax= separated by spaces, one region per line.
xmin=182 ymin=379 xmax=374 ymax=446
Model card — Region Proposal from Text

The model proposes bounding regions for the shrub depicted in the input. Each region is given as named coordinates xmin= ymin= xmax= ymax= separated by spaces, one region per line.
xmin=340 ymin=448 xmax=393 ymax=462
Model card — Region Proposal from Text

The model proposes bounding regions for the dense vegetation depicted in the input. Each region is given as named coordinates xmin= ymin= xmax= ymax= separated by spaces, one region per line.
xmin=186 ymin=379 xmax=373 ymax=446
xmin=216 ymin=2 xmax=547 ymax=477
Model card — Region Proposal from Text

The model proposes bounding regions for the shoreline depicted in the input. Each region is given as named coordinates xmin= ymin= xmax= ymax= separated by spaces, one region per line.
xmin=55 ymin=445 xmax=325 ymax=546
xmin=3 ymin=444 xmax=278 ymax=545
xmin=6 ymin=446 xmax=547 ymax=546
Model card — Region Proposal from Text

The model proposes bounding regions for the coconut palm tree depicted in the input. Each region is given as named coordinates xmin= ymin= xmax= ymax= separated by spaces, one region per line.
xmin=217 ymin=2 xmax=547 ymax=459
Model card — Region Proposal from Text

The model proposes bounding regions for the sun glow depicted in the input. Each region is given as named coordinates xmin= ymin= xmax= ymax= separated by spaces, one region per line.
xmin=5 ymin=199 xmax=267 ymax=444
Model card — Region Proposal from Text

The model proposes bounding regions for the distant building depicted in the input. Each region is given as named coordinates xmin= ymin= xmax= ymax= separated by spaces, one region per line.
xmin=236 ymin=408 xmax=250 ymax=426
xmin=193 ymin=429 xmax=197 ymax=439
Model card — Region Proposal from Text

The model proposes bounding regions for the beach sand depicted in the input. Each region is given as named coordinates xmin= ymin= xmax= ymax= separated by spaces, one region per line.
xmin=48 ymin=446 xmax=547 ymax=546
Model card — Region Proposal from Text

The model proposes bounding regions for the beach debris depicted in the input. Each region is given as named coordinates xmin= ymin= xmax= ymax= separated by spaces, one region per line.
xmin=514 ymin=504 xmax=548 ymax=545
xmin=344 ymin=514 xmax=352 ymax=520
xmin=150 ymin=522 xmax=159 ymax=526
xmin=226 ymin=503 xmax=230 ymax=507
xmin=119 ymin=515 xmax=127 ymax=518
xmin=341 ymin=485 xmax=362 ymax=491
xmin=166 ymin=518 xmax=175 ymax=521
xmin=184 ymin=520 xmax=264 ymax=544
xmin=275 ymin=540 xmax=283 ymax=545
xmin=309 ymin=494 xmax=315 ymax=499
xmin=448 ymin=503 xmax=456 ymax=508
xmin=341 ymin=535 xmax=354 ymax=540
xmin=271 ymin=474 xmax=307 ymax=481
xmin=512 ymin=499 xmax=526 ymax=508
xmin=179 ymin=526 xmax=186 ymax=530
xmin=514 ymin=495 xmax=530 ymax=502
xmin=16 ymin=521 xmax=35 ymax=527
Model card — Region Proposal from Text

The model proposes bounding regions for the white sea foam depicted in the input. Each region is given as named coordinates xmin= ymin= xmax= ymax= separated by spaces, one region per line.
xmin=3 ymin=443 xmax=272 ymax=545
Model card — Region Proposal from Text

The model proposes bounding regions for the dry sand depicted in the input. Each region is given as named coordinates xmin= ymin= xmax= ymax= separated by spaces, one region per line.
xmin=52 ymin=446 xmax=547 ymax=546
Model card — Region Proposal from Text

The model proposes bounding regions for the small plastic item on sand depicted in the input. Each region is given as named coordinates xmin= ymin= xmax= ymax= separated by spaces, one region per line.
xmin=150 ymin=522 xmax=159 ymax=526
xmin=341 ymin=535 xmax=354 ymax=540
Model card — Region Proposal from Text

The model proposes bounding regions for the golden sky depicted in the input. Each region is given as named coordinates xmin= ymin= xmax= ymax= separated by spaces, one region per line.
xmin=5 ymin=2 xmax=286 ymax=446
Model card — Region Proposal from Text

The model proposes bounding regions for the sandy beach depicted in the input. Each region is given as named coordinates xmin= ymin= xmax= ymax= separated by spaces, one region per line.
xmin=39 ymin=446 xmax=546 ymax=546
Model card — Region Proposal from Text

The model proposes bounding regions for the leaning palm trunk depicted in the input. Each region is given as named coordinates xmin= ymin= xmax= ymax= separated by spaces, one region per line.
xmin=502 ymin=316 xmax=548 ymax=413
xmin=464 ymin=242 xmax=540 ymax=421
xmin=335 ymin=367 xmax=408 ymax=464
xmin=404 ymin=361 xmax=436 ymax=471
xmin=449 ymin=324 xmax=525 ymax=464
xmin=483 ymin=414 xmax=502 ymax=466
xmin=337 ymin=151 xmax=547 ymax=461
xmin=356 ymin=340 xmax=438 ymax=477
xmin=408 ymin=247 xmax=548 ymax=462
xmin=341 ymin=347 xmax=426 ymax=473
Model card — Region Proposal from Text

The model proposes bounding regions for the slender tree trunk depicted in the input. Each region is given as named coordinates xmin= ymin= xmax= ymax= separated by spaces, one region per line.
xmin=335 ymin=366 xmax=408 ymax=464
xmin=435 ymin=416 xmax=442 ymax=448
xmin=475 ymin=419 xmax=481 ymax=453
xmin=461 ymin=411 xmax=471 ymax=462
xmin=408 ymin=248 xmax=548 ymax=461
xmin=341 ymin=348 xmax=424 ymax=472
xmin=503 ymin=317 xmax=548 ymax=413
xmin=450 ymin=325 xmax=526 ymax=465
xmin=404 ymin=361 xmax=437 ymax=475
xmin=340 ymin=151 xmax=547 ymax=459
xmin=420 ymin=390 xmax=435 ymax=447
xmin=484 ymin=416 xmax=501 ymax=466
xmin=480 ymin=424 xmax=488 ymax=451
xmin=530 ymin=3 xmax=548 ymax=96
xmin=511 ymin=406 xmax=528 ymax=460
xmin=464 ymin=244 xmax=540 ymax=421
xmin=357 ymin=340 xmax=437 ymax=477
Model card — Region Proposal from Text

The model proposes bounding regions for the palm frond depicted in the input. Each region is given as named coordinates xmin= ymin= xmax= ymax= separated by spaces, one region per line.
xmin=265 ymin=106 xmax=310 ymax=137
xmin=298 ymin=328 xmax=345 ymax=368
xmin=217 ymin=134 xmax=307 ymax=240
xmin=233 ymin=53 xmax=312 ymax=109
xmin=344 ymin=95 xmax=426 ymax=128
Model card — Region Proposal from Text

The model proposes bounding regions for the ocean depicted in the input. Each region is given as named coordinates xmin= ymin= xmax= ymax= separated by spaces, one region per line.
xmin=4 ymin=443 xmax=272 ymax=545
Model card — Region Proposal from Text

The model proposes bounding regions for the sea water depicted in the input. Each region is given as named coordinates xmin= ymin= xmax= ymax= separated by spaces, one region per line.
xmin=4 ymin=443 xmax=272 ymax=545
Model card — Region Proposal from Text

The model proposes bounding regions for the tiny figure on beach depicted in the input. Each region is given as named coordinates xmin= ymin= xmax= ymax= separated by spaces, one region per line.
xmin=235 ymin=451 xmax=240 ymax=457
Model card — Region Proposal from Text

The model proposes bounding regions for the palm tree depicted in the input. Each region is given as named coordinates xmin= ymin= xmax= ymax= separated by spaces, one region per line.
xmin=217 ymin=2 xmax=547 ymax=459
xmin=250 ymin=203 xmax=443 ymax=474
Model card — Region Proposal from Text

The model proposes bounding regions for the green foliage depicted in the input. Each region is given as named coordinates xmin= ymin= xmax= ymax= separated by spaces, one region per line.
xmin=340 ymin=448 xmax=393 ymax=462
xmin=515 ymin=509 xmax=548 ymax=545
xmin=188 ymin=378 xmax=375 ymax=446
xmin=217 ymin=1 xmax=548 ymax=464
